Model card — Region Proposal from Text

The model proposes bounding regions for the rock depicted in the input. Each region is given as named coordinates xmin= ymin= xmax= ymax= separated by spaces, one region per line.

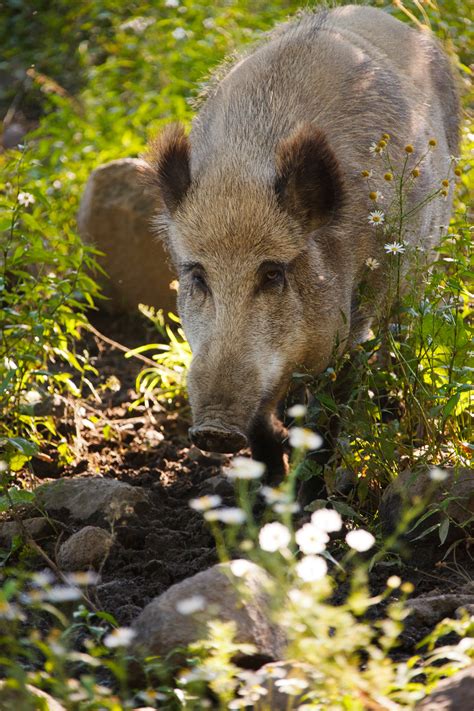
xmin=199 ymin=474 xmax=234 ymax=498
xmin=0 ymin=517 xmax=51 ymax=545
xmin=1 ymin=122 xmax=27 ymax=149
xmin=56 ymin=526 xmax=113 ymax=571
xmin=0 ymin=681 xmax=66 ymax=710
xmin=132 ymin=559 xmax=285 ymax=663
xmin=408 ymin=593 xmax=474 ymax=626
xmin=416 ymin=665 xmax=474 ymax=710
xmin=380 ymin=467 xmax=474 ymax=546
xmin=35 ymin=477 xmax=147 ymax=521
xmin=77 ymin=158 xmax=176 ymax=314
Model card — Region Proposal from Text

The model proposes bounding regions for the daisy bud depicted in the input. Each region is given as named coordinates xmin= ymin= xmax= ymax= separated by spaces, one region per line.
xmin=384 ymin=172 xmax=393 ymax=181
xmin=454 ymin=168 xmax=462 ymax=177
xmin=428 ymin=138 xmax=437 ymax=147
xmin=411 ymin=168 xmax=420 ymax=178
xmin=441 ymin=179 xmax=449 ymax=187
xmin=405 ymin=145 xmax=414 ymax=153
xmin=382 ymin=133 xmax=390 ymax=140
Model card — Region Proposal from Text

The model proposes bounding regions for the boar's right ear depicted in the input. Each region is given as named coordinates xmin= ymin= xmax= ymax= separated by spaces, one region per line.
xmin=141 ymin=123 xmax=191 ymax=214
xmin=275 ymin=124 xmax=343 ymax=230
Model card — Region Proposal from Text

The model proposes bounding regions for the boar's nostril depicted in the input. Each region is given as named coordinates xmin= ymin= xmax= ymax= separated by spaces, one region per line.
xmin=189 ymin=425 xmax=248 ymax=454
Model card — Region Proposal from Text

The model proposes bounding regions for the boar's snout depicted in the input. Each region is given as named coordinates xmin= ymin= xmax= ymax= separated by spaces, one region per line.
xmin=189 ymin=424 xmax=248 ymax=454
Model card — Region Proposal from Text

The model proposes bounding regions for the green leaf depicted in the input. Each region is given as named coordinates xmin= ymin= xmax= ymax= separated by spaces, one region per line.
xmin=439 ymin=516 xmax=450 ymax=545
xmin=7 ymin=437 xmax=38 ymax=456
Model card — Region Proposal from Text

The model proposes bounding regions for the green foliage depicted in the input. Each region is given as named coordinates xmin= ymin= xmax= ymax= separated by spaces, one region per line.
xmin=126 ymin=305 xmax=191 ymax=409
xmin=0 ymin=151 xmax=101 ymax=481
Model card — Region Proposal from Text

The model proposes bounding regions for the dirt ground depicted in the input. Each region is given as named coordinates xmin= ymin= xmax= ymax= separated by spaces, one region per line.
xmin=9 ymin=312 xmax=474 ymax=661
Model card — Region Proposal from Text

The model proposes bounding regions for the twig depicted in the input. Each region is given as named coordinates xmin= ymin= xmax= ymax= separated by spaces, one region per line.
xmin=84 ymin=322 xmax=170 ymax=371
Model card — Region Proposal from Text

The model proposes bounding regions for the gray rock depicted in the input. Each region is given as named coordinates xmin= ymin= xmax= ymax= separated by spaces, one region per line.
xmin=380 ymin=467 xmax=474 ymax=542
xmin=56 ymin=526 xmax=113 ymax=571
xmin=35 ymin=477 xmax=147 ymax=521
xmin=408 ymin=593 xmax=474 ymax=626
xmin=416 ymin=665 xmax=474 ymax=710
xmin=77 ymin=158 xmax=176 ymax=314
xmin=132 ymin=560 xmax=285 ymax=662
xmin=0 ymin=517 xmax=51 ymax=545
xmin=1 ymin=122 xmax=27 ymax=149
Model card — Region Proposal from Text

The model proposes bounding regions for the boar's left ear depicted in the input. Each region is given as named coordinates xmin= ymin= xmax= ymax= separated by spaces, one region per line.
xmin=141 ymin=123 xmax=191 ymax=214
xmin=275 ymin=124 xmax=344 ymax=230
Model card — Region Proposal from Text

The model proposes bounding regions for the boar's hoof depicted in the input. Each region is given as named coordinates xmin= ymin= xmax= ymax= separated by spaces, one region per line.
xmin=189 ymin=425 xmax=248 ymax=454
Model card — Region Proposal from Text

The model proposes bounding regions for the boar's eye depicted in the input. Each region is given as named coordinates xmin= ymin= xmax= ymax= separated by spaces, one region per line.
xmin=181 ymin=262 xmax=210 ymax=295
xmin=191 ymin=268 xmax=209 ymax=294
xmin=259 ymin=261 xmax=286 ymax=290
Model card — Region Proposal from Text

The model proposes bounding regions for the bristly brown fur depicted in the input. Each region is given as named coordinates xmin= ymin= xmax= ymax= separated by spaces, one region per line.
xmin=275 ymin=123 xmax=344 ymax=230
xmin=142 ymin=123 xmax=191 ymax=214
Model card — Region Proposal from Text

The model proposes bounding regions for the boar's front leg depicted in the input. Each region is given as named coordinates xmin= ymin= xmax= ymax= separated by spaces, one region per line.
xmin=248 ymin=413 xmax=288 ymax=485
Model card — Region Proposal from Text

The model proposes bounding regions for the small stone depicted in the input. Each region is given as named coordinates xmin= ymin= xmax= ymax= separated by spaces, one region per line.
xmin=0 ymin=517 xmax=51 ymax=545
xmin=56 ymin=526 xmax=113 ymax=571
xmin=132 ymin=560 xmax=285 ymax=663
xmin=416 ymin=665 xmax=474 ymax=710
xmin=1 ymin=122 xmax=27 ymax=149
xmin=408 ymin=593 xmax=474 ymax=626
xmin=35 ymin=477 xmax=147 ymax=521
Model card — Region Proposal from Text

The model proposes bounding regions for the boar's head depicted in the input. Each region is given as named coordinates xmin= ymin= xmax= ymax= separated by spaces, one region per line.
xmin=144 ymin=123 xmax=348 ymax=455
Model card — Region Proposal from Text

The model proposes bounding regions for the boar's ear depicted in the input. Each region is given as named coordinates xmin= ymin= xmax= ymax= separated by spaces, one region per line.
xmin=275 ymin=124 xmax=343 ymax=230
xmin=142 ymin=123 xmax=191 ymax=214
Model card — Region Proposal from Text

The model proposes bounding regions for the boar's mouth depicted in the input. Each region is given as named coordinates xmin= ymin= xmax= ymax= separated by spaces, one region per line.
xmin=188 ymin=424 xmax=248 ymax=454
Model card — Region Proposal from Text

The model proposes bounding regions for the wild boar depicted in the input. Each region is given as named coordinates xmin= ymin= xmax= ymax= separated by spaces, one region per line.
xmin=144 ymin=5 xmax=459 ymax=479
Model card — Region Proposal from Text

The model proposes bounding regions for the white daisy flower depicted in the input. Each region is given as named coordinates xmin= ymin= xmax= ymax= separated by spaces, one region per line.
xmin=204 ymin=507 xmax=247 ymax=524
xmin=368 ymin=210 xmax=385 ymax=226
xmin=275 ymin=677 xmax=308 ymax=695
xmin=45 ymin=586 xmax=81 ymax=602
xmin=289 ymin=427 xmax=323 ymax=451
xmin=369 ymin=142 xmax=382 ymax=156
xmin=429 ymin=467 xmax=449 ymax=482
xmin=226 ymin=457 xmax=265 ymax=480
xmin=189 ymin=495 xmax=222 ymax=511
xmin=171 ymin=27 xmax=187 ymax=40
xmin=346 ymin=529 xmax=375 ymax=552
xmin=387 ymin=575 xmax=401 ymax=589
xmin=296 ymin=555 xmax=328 ymax=582
xmin=295 ymin=523 xmax=329 ymax=555
xmin=365 ymin=257 xmax=380 ymax=271
xmin=384 ymin=242 xmax=406 ymax=254
xmin=103 ymin=626 xmax=136 ymax=648
xmin=260 ymin=486 xmax=291 ymax=505
xmin=176 ymin=595 xmax=206 ymax=615
xmin=274 ymin=502 xmax=300 ymax=514
xmin=287 ymin=404 xmax=307 ymax=418
xmin=311 ymin=508 xmax=342 ymax=533
xmin=259 ymin=522 xmax=291 ymax=552
xmin=17 ymin=191 xmax=35 ymax=206
xmin=64 ymin=571 xmax=100 ymax=586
